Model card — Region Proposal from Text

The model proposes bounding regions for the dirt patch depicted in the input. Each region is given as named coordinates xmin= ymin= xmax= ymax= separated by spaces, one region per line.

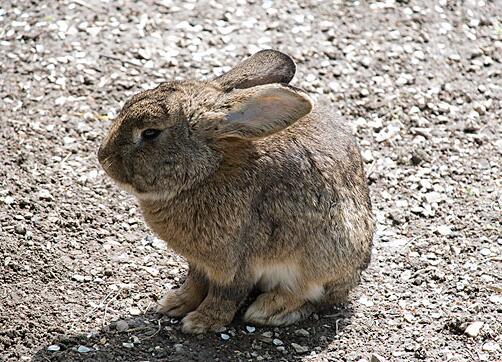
xmin=1 ymin=0 xmax=500 ymax=361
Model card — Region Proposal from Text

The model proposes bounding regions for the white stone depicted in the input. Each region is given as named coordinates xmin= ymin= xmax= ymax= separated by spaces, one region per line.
xmin=464 ymin=321 xmax=483 ymax=337
xmin=272 ymin=338 xmax=283 ymax=346
xmin=436 ymin=225 xmax=452 ymax=236
xmin=358 ymin=296 xmax=374 ymax=307
xmin=77 ymin=345 xmax=92 ymax=353
xmin=482 ymin=341 xmax=499 ymax=352
xmin=129 ymin=307 xmax=142 ymax=316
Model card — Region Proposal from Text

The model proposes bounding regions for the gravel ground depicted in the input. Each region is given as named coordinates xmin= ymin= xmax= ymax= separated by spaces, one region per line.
xmin=1 ymin=0 xmax=501 ymax=361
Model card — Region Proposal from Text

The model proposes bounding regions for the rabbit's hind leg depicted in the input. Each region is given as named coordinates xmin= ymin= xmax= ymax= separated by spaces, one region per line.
xmin=323 ymin=271 xmax=361 ymax=305
xmin=243 ymin=285 xmax=321 ymax=326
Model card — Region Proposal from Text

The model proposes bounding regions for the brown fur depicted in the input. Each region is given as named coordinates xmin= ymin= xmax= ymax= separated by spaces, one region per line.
xmin=98 ymin=50 xmax=374 ymax=333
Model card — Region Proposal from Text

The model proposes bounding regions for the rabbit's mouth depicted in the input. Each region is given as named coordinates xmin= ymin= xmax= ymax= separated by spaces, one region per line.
xmin=113 ymin=180 xmax=137 ymax=194
xmin=110 ymin=178 xmax=149 ymax=197
xmin=135 ymin=189 xmax=179 ymax=202
xmin=110 ymin=174 xmax=180 ymax=202
xmin=117 ymin=180 xmax=180 ymax=202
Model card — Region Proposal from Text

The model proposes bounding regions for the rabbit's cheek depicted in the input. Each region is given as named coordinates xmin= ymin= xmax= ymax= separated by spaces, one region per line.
xmin=143 ymin=172 xmax=158 ymax=187
xmin=129 ymin=169 xmax=153 ymax=191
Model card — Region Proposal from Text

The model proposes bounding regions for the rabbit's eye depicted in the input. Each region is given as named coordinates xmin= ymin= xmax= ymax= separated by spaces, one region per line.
xmin=141 ymin=129 xmax=162 ymax=141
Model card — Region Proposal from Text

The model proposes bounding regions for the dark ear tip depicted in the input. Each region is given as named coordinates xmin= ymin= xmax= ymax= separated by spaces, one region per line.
xmin=214 ymin=49 xmax=297 ymax=90
xmin=255 ymin=49 xmax=293 ymax=63
xmin=254 ymin=49 xmax=296 ymax=80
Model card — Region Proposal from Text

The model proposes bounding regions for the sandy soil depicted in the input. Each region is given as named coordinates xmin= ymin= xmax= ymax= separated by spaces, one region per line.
xmin=0 ymin=0 xmax=501 ymax=361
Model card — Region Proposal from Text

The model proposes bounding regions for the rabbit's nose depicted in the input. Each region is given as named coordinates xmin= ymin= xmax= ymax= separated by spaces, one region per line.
xmin=97 ymin=144 xmax=107 ymax=163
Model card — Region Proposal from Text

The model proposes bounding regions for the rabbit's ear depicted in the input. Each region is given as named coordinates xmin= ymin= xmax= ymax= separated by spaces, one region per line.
xmin=214 ymin=50 xmax=296 ymax=90
xmin=213 ymin=84 xmax=312 ymax=140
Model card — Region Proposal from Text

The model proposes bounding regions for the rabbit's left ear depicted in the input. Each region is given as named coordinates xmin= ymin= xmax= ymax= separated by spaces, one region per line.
xmin=214 ymin=50 xmax=296 ymax=90
xmin=212 ymin=84 xmax=312 ymax=140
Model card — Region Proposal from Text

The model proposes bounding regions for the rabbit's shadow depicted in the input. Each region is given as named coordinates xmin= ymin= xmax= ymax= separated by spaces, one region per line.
xmin=32 ymin=302 xmax=354 ymax=361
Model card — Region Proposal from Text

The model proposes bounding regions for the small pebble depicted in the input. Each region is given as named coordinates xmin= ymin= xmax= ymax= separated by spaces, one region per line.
xmin=129 ymin=307 xmax=142 ymax=316
xmin=295 ymin=328 xmax=310 ymax=337
xmin=480 ymin=248 xmax=491 ymax=256
xmin=291 ymin=342 xmax=309 ymax=354
xmin=72 ymin=274 xmax=85 ymax=282
xmin=246 ymin=326 xmax=256 ymax=333
xmin=38 ymin=189 xmax=53 ymax=200
xmin=221 ymin=333 xmax=230 ymax=340
xmin=371 ymin=353 xmax=387 ymax=362
xmin=360 ymin=56 xmax=372 ymax=67
xmin=47 ymin=345 xmax=60 ymax=352
xmin=435 ymin=225 xmax=452 ymax=236
xmin=116 ymin=320 xmax=129 ymax=332
xmin=482 ymin=341 xmax=499 ymax=352
xmin=489 ymin=295 xmax=502 ymax=304
xmin=361 ymin=149 xmax=374 ymax=163
xmin=358 ymin=295 xmax=375 ymax=307
xmin=437 ymin=101 xmax=450 ymax=113
xmin=272 ymin=338 xmax=283 ymax=346
xmin=122 ymin=342 xmax=134 ymax=349
xmin=465 ymin=321 xmax=484 ymax=337
xmin=77 ymin=345 xmax=92 ymax=353
xmin=403 ymin=311 xmax=415 ymax=323
xmin=14 ymin=225 xmax=26 ymax=235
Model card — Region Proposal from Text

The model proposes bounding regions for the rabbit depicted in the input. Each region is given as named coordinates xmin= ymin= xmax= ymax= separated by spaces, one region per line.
xmin=97 ymin=49 xmax=374 ymax=334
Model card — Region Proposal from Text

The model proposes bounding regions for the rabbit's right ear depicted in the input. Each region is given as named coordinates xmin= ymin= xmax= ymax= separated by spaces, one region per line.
xmin=207 ymin=83 xmax=312 ymax=140
xmin=214 ymin=50 xmax=296 ymax=90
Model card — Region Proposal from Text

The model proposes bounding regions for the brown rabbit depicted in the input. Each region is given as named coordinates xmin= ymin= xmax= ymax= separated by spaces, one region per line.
xmin=98 ymin=50 xmax=374 ymax=333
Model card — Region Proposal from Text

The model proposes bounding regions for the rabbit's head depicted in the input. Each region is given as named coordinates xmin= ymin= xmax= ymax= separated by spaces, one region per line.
xmin=98 ymin=50 xmax=313 ymax=200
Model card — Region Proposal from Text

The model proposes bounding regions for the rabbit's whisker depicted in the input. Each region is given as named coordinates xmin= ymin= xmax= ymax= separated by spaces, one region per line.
xmin=101 ymin=154 xmax=118 ymax=170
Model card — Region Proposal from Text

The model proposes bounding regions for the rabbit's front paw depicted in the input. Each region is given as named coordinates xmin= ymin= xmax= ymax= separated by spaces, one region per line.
xmin=157 ymin=289 xmax=202 ymax=317
xmin=244 ymin=290 xmax=314 ymax=326
xmin=181 ymin=310 xmax=230 ymax=334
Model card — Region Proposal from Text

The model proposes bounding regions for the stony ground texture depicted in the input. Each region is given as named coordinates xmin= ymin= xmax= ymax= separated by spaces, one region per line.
xmin=1 ymin=0 xmax=501 ymax=361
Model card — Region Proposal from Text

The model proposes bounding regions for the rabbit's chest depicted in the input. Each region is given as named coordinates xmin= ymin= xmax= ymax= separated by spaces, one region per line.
xmin=141 ymin=200 xmax=241 ymax=257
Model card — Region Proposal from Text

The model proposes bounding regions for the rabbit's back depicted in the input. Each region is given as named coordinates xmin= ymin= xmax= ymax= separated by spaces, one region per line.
xmin=250 ymin=108 xmax=373 ymax=274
